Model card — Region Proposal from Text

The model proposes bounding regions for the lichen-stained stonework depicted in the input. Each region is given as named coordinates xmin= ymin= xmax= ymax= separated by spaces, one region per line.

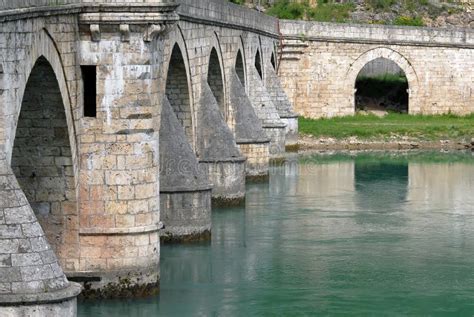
xmin=0 ymin=1 xmax=294 ymax=310
xmin=279 ymin=21 xmax=474 ymax=118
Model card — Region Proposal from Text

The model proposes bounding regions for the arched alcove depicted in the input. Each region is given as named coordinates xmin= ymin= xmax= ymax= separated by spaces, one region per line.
xmin=355 ymin=57 xmax=409 ymax=113
xmin=236 ymin=49 xmax=246 ymax=88
xmin=165 ymin=44 xmax=193 ymax=145
xmin=346 ymin=47 xmax=419 ymax=115
xmin=207 ymin=47 xmax=225 ymax=117
xmin=255 ymin=50 xmax=263 ymax=79
xmin=11 ymin=56 xmax=75 ymax=258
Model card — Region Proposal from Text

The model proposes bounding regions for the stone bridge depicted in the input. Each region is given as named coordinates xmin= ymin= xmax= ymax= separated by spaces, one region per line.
xmin=0 ymin=0 xmax=297 ymax=315
xmin=279 ymin=21 xmax=474 ymax=118
xmin=0 ymin=0 xmax=472 ymax=316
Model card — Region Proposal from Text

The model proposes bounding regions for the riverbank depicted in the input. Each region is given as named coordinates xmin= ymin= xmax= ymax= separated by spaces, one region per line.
xmin=297 ymin=134 xmax=474 ymax=151
xmin=298 ymin=114 xmax=474 ymax=151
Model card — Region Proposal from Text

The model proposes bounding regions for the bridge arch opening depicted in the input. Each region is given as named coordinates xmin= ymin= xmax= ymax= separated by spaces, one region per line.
xmin=271 ymin=51 xmax=276 ymax=70
xmin=207 ymin=47 xmax=226 ymax=117
xmin=11 ymin=56 xmax=75 ymax=259
xmin=236 ymin=49 xmax=245 ymax=88
xmin=166 ymin=44 xmax=193 ymax=145
xmin=354 ymin=57 xmax=409 ymax=114
xmin=255 ymin=50 xmax=263 ymax=80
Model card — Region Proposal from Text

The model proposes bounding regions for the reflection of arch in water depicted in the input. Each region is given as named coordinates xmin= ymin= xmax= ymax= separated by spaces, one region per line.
xmin=354 ymin=158 xmax=409 ymax=212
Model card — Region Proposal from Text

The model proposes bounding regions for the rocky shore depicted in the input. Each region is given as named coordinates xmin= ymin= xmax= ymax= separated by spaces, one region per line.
xmin=297 ymin=134 xmax=474 ymax=152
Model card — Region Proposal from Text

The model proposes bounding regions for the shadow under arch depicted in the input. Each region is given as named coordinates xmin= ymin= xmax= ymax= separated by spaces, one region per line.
xmin=346 ymin=47 xmax=419 ymax=114
xmin=234 ymin=35 xmax=247 ymax=89
xmin=12 ymin=55 xmax=77 ymax=264
xmin=235 ymin=49 xmax=246 ymax=88
xmin=163 ymin=25 xmax=196 ymax=148
xmin=255 ymin=49 xmax=263 ymax=80
xmin=206 ymin=31 xmax=227 ymax=120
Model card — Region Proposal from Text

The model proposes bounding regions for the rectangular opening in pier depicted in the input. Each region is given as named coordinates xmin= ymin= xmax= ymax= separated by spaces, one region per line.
xmin=81 ymin=65 xmax=97 ymax=117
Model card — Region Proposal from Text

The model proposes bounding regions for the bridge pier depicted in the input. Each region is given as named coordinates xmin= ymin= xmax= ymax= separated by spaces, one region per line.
xmin=0 ymin=161 xmax=81 ymax=316
xmin=230 ymin=71 xmax=271 ymax=181
xmin=159 ymin=97 xmax=212 ymax=242
xmin=71 ymin=5 xmax=179 ymax=298
xmin=265 ymin=65 xmax=299 ymax=150
xmin=248 ymin=67 xmax=287 ymax=156
xmin=198 ymin=83 xmax=246 ymax=206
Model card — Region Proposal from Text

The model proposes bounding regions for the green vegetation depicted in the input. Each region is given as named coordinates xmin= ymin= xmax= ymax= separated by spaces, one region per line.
xmin=299 ymin=113 xmax=474 ymax=140
xmin=266 ymin=0 xmax=355 ymax=23
xmin=356 ymin=74 xmax=407 ymax=100
xmin=231 ymin=0 xmax=470 ymax=27
xmin=393 ymin=15 xmax=425 ymax=26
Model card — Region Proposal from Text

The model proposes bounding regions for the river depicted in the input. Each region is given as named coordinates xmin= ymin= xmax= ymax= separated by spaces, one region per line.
xmin=79 ymin=151 xmax=474 ymax=316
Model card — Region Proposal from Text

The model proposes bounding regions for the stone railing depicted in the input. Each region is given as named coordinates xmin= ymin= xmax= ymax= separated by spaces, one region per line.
xmin=280 ymin=20 xmax=474 ymax=48
xmin=175 ymin=0 xmax=279 ymax=37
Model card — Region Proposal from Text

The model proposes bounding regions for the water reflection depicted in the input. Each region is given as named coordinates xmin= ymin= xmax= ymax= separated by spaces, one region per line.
xmin=79 ymin=151 xmax=474 ymax=316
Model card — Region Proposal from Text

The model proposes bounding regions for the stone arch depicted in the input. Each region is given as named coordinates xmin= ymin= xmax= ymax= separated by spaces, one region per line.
xmin=235 ymin=49 xmax=246 ymax=88
xmin=11 ymin=54 xmax=77 ymax=264
xmin=206 ymin=32 xmax=227 ymax=119
xmin=163 ymin=26 xmax=195 ymax=147
xmin=346 ymin=47 xmax=419 ymax=114
xmin=9 ymin=29 xmax=78 ymax=175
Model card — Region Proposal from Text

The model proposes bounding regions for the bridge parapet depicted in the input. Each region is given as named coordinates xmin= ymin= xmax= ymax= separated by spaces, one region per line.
xmin=281 ymin=20 xmax=474 ymax=48
xmin=175 ymin=0 xmax=278 ymax=37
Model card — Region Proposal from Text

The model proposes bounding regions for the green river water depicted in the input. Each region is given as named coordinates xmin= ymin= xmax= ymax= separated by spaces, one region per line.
xmin=79 ymin=151 xmax=474 ymax=316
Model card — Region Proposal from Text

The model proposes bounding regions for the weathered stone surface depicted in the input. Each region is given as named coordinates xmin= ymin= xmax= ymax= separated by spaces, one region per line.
xmin=279 ymin=21 xmax=474 ymax=118
xmin=160 ymin=97 xmax=212 ymax=241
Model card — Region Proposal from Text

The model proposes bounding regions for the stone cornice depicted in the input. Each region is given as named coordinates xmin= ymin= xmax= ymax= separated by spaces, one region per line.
xmin=79 ymin=4 xmax=179 ymax=25
xmin=0 ymin=3 xmax=180 ymax=25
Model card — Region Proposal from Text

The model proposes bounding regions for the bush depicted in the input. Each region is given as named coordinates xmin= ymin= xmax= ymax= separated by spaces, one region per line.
xmin=308 ymin=2 xmax=355 ymax=22
xmin=394 ymin=15 xmax=424 ymax=26
xmin=266 ymin=0 xmax=307 ymax=20
xmin=267 ymin=0 xmax=354 ymax=23
xmin=365 ymin=0 xmax=396 ymax=11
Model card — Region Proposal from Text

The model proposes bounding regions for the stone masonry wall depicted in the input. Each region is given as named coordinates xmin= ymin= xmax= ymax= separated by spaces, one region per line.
xmin=208 ymin=49 xmax=226 ymax=118
xmin=11 ymin=57 xmax=75 ymax=266
xmin=166 ymin=45 xmax=194 ymax=146
xmin=279 ymin=20 xmax=474 ymax=118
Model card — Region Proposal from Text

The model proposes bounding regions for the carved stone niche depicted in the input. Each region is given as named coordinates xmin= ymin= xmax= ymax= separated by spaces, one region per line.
xmin=79 ymin=2 xmax=179 ymax=42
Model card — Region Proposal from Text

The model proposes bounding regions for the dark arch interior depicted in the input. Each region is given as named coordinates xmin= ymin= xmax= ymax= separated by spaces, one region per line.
xmin=235 ymin=49 xmax=245 ymax=88
xmin=11 ymin=56 xmax=75 ymax=259
xmin=166 ymin=44 xmax=193 ymax=145
xmin=355 ymin=57 xmax=409 ymax=114
xmin=207 ymin=48 xmax=225 ymax=116
xmin=255 ymin=50 xmax=262 ymax=79
xmin=271 ymin=52 xmax=276 ymax=70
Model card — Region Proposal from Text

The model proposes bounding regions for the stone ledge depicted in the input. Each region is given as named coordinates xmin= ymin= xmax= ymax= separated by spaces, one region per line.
xmin=0 ymin=3 xmax=179 ymax=23
xmin=283 ymin=34 xmax=474 ymax=49
xmin=160 ymin=185 xmax=212 ymax=193
xmin=262 ymin=123 xmax=287 ymax=129
xmin=236 ymin=138 xmax=271 ymax=144
xmin=0 ymin=282 xmax=81 ymax=306
xmin=79 ymin=224 xmax=162 ymax=236
xmin=199 ymin=156 xmax=247 ymax=164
